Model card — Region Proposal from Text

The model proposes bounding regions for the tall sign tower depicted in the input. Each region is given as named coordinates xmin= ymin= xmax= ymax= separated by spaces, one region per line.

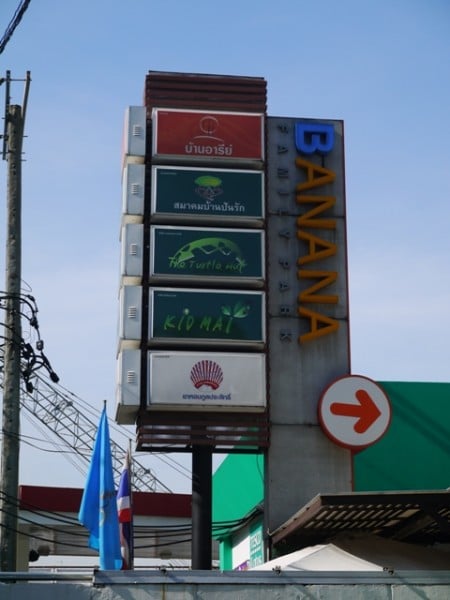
xmin=117 ymin=72 xmax=268 ymax=567
xmin=116 ymin=71 xmax=352 ymax=562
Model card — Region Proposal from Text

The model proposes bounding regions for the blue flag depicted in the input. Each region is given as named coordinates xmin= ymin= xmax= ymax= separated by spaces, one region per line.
xmin=78 ymin=406 xmax=122 ymax=570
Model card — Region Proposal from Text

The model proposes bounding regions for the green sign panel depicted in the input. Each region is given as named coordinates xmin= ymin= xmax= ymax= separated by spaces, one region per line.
xmin=151 ymin=226 xmax=264 ymax=282
xmin=149 ymin=289 xmax=265 ymax=346
xmin=354 ymin=381 xmax=450 ymax=492
xmin=249 ymin=523 xmax=264 ymax=568
xmin=152 ymin=166 xmax=264 ymax=221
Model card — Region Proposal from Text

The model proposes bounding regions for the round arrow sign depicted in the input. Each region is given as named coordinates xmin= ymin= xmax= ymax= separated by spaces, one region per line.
xmin=318 ymin=375 xmax=391 ymax=450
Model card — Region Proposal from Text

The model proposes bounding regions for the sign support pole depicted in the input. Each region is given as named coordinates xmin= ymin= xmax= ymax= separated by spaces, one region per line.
xmin=191 ymin=444 xmax=212 ymax=570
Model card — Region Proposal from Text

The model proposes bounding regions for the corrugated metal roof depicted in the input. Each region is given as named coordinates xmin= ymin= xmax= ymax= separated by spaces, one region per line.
xmin=271 ymin=491 xmax=450 ymax=550
xmin=144 ymin=70 xmax=267 ymax=113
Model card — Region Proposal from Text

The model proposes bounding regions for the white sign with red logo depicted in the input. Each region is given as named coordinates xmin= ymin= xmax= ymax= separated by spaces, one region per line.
xmin=148 ymin=351 xmax=266 ymax=411
xmin=318 ymin=375 xmax=391 ymax=450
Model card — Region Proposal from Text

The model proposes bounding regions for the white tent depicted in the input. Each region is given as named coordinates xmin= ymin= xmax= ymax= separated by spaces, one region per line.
xmin=251 ymin=535 xmax=450 ymax=571
xmin=251 ymin=543 xmax=383 ymax=572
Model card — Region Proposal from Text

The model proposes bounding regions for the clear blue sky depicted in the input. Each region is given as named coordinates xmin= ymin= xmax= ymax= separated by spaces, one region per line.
xmin=0 ymin=0 xmax=449 ymax=492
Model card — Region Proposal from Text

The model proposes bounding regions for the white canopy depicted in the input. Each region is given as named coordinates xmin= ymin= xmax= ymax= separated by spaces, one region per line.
xmin=251 ymin=535 xmax=450 ymax=571
xmin=251 ymin=543 xmax=383 ymax=572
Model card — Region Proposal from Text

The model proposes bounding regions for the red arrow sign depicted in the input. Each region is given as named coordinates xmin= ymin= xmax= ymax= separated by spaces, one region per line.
xmin=319 ymin=375 xmax=391 ymax=449
xmin=330 ymin=389 xmax=381 ymax=434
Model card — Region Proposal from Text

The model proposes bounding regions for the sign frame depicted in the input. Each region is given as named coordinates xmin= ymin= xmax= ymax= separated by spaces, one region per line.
xmin=148 ymin=287 xmax=266 ymax=349
xmin=150 ymin=225 xmax=265 ymax=287
xmin=152 ymin=108 xmax=265 ymax=164
xmin=147 ymin=351 xmax=267 ymax=412
xmin=150 ymin=165 xmax=265 ymax=225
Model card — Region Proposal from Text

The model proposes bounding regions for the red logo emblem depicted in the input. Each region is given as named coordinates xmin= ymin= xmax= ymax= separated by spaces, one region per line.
xmin=190 ymin=360 xmax=223 ymax=390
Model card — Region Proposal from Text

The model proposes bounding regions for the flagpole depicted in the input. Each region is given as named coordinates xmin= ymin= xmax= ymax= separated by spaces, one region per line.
xmin=128 ymin=439 xmax=134 ymax=570
xmin=117 ymin=443 xmax=134 ymax=570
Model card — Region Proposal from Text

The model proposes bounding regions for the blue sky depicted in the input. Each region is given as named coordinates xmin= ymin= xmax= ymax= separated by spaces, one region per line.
xmin=0 ymin=0 xmax=449 ymax=492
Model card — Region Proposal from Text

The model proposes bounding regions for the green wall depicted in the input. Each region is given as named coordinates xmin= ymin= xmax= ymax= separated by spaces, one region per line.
xmin=213 ymin=383 xmax=450 ymax=504
xmin=212 ymin=381 xmax=450 ymax=568
xmin=213 ymin=453 xmax=264 ymax=529
xmin=213 ymin=453 xmax=264 ymax=570
xmin=353 ymin=381 xmax=450 ymax=491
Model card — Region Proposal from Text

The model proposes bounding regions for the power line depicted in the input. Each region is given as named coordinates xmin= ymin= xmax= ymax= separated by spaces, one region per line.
xmin=0 ymin=0 xmax=32 ymax=55
xmin=0 ymin=290 xmax=174 ymax=493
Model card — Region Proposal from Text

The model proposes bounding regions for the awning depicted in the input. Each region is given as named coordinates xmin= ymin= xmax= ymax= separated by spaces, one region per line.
xmin=252 ymin=534 xmax=450 ymax=571
xmin=271 ymin=490 xmax=450 ymax=550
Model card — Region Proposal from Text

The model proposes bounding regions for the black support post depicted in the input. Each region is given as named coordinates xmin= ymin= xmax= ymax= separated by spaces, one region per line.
xmin=191 ymin=445 xmax=213 ymax=570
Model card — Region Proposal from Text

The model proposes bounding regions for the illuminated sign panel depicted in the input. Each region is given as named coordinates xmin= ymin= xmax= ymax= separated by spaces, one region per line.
xmin=151 ymin=166 xmax=264 ymax=223
xmin=152 ymin=109 xmax=264 ymax=162
xmin=150 ymin=226 xmax=264 ymax=285
xmin=268 ymin=117 xmax=347 ymax=345
xmin=148 ymin=351 xmax=266 ymax=411
xmin=149 ymin=288 xmax=265 ymax=348
xmin=295 ymin=155 xmax=340 ymax=343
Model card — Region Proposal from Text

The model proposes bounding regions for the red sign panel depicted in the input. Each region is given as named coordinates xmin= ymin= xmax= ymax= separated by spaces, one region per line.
xmin=153 ymin=109 xmax=264 ymax=161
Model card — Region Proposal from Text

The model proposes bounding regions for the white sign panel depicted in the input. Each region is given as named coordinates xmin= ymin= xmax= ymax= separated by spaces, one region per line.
xmin=148 ymin=351 xmax=266 ymax=411
xmin=318 ymin=375 xmax=391 ymax=450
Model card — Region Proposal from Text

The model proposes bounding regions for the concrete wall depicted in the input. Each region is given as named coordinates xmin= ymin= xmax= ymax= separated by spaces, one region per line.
xmin=1 ymin=571 xmax=450 ymax=600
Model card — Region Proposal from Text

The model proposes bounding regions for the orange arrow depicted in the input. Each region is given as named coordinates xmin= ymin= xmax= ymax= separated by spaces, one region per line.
xmin=330 ymin=389 xmax=381 ymax=434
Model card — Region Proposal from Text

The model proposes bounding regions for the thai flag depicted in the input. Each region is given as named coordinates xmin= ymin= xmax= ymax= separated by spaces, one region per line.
xmin=117 ymin=451 xmax=134 ymax=569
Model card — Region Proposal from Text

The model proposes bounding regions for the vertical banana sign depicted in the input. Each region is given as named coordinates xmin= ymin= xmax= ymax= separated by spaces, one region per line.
xmin=266 ymin=117 xmax=351 ymax=531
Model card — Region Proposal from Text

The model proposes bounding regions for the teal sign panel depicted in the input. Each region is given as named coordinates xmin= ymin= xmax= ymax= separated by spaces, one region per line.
xmin=151 ymin=166 xmax=264 ymax=221
xmin=353 ymin=381 xmax=450 ymax=491
xmin=149 ymin=288 xmax=265 ymax=347
xmin=151 ymin=226 xmax=264 ymax=283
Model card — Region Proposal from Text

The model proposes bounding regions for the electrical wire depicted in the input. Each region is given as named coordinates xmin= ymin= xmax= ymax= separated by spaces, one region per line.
xmin=0 ymin=487 xmax=259 ymax=556
xmin=21 ymin=366 xmax=191 ymax=490
xmin=1 ymin=290 xmax=211 ymax=494
xmin=1 ymin=292 xmax=176 ymax=493
xmin=1 ymin=487 xmax=257 ymax=534
xmin=0 ymin=0 xmax=32 ymax=55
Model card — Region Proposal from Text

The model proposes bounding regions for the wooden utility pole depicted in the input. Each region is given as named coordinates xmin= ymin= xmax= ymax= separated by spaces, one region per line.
xmin=0 ymin=72 xmax=30 ymax=572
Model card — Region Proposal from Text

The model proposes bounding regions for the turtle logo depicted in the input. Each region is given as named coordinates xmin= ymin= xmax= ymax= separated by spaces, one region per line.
xmin=169 ymin=237 xmax=247 ymax=273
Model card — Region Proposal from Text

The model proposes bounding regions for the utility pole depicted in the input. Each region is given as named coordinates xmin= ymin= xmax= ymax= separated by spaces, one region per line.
xmin=0 ymin=71 xmax=30 ymax=572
